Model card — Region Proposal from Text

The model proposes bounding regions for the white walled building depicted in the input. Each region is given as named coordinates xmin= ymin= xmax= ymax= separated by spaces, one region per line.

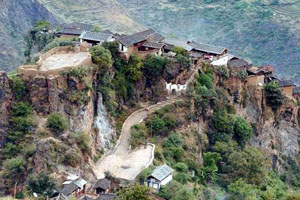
xmin=145 ymin=165 xmax=173 ymax=190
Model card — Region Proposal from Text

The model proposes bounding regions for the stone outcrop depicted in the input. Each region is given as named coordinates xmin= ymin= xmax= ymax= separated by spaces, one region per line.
xmin=0 ymin=72 xmax=12 ymax=148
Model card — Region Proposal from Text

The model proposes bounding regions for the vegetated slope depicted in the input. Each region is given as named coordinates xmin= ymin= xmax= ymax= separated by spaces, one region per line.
xmin=38 ymin=0 xmax=300 ymax=84
xmin=0 ymin=0 xmax=57 ymax=72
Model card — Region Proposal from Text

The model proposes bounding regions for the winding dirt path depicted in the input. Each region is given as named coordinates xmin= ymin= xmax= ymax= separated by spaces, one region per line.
xmin=94 ymin=97 xmax=180 ymax=180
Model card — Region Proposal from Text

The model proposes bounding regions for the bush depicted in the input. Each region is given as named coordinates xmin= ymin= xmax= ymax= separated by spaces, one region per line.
xmin=264 ymin=81 xmax=283 ymax=110
xmin=10 ymin=76 xmax=26 ymax=100
xmin=11 ymin=102 xmax=33 ymax=117
xmin=143 ymin=54 xmax=168 ymax=81
xmin=2 ymin=156 xmax=26 ymax=180
xmin=26 ymin=172 xmax=56 ymax=198
xmin=234 ymin=117 xmax=252 ymax=147
xmin=68 ymin=66 xmax=89 ymax=80
xmin=11 ymin=117 xmax=34 ymax=133
xmin=117 ymin=185 xmax=151 ymax=200
xmin=42 ymin=38 xmax=75 ymax=53
xmin=198 ymin=73 xmax=213 ymax=89
xmin=102 ymin=41 xmax=119 ymax=60
xmin=174 ymin=172 xmax=190 ymax=184
xmin=73 ymin=132 xmax=91 ymax=154
xmin=64 ymin=150 xmax=81 ymax=167
xmin=130 ymin=124 xmax=148 ymax=149
xmin=163 ymin=133 xmax=183 ymax=148
xmin=89 ymin=46 xmax=113 ymax=69
xmin=158 ymin=181 xmax=182 ymax=199
xmin=46 ymin=113 xmax=68 ymax=135
xmin=175 ymin=162 xmax=188 ymax=172
xmin=173 ymin=187 xmax=196 ymax=200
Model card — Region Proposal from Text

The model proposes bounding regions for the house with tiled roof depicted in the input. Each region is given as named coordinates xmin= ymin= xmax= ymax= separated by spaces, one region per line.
xmin=145 ymin=165 xmax=173 ymax=190
xmin=94 ymin=178 xmax=112 ymax=194
xmin=293 ymin=87 xmax=300 ymax=99
xmin=116 ymin=29 xmax=165 ymax=60
xmin=277 ymin=79 xmax=295 ymax=97
xmin=187 ymin=41 xmax=227 ymax=57
xmin=79 ymin=31 xmax=115 ymax=45
xmin=55 ymin=23 xmax=93 ymax=39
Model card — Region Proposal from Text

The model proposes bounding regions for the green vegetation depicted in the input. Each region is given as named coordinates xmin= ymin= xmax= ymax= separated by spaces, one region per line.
xmin=10 ymin=75 xmax=26 ymax=101
xmin=143 ymin=54 xmax=169 ymax=81
xmin=90 ymin=46 xmax=113 ymax=70
xmin=117 ymin=185 xmax=151 ymax=200
xmin=42 ymin=38 xmax=76 ymax=53
xmin=130 ymin=124 xmax=148 ymax=149
xmin=25 ymin=172 xmax=56 ymax=198
xmin=11 ymin=102 xmax=33 ymax=117
xmin=46 ymin=113 xmax=68 ymax=135
xmin=264 ymin=81 xmax=283 ymax=110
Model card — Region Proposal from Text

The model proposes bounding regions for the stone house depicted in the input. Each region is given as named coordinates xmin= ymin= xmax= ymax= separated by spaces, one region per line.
xmin=187 ymin=41 xmax=227 ymax=59
xmin=145 ymin=165 xmax=173 ymax=190
xmin=56 ymin=175 xmax=87 ymax=199
xmin=94 ymin=178 xmax=111 ymax=194
xmin=117 ymin=29 xmax=165 ymax=60
xmin=246 ymin=67 xmax=265 ymax=87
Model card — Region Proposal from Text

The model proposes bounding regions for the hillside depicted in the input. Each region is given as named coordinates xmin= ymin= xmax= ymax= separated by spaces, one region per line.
xmin=0 ymin=0 xmax=57 ymax=71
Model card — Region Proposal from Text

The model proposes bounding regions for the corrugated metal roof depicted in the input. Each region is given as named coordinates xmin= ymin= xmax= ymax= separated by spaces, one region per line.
xmin=150 ymin=165 xmax=173 ymax=181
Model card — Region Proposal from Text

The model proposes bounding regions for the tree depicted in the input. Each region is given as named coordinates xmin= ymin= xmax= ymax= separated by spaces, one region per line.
xmin=26 ymin=172 xmax=56 ymax=198
xmin=234 ymin=117 xmax=252 ymax=147
xmin=199 ymin=152 xmax=221 ymax=184
xmin=197 ymin=73 xmax=213 ymax=89
xmin=264 ymin=81 xmax=283 ymax=110
xmin=10 ymin=76 xmax=26 ymax=100
xmin=102 ymin=41 xmax=120 ymax=60
xmin=117 ymin=185 xmax=151 ymax=200
xmin=125 ymin=54 xmax=143 ymax=82
xmin=130 ymin=124 xmax=148 ymax=149
xmin=11 ymin=102 xmax=33 ymax=117
xmin=2 ymin=156 xmax=26 ymax=181
xmin=173 ymin=187 xmax=196 ymax=200
xmin=46 ymin=113 xmax=68 ymax=135
xmin=158 ymin=180 xmax=182 ymax=199
xmin=228 ymin=179 xmax=259 ymax=200
xmin=89 ymin=46 xmax=113 ymax=69
xmin=143 ymin=54 xmax=168 ymax=81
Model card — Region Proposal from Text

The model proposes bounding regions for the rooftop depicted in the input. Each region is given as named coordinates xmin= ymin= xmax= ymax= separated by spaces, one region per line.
xmin=96 ymin=194 xmax=116 ymax=200
xmin=293 ymin=87 xmax=300 ymax=94
xmin=79 ymin=31 xmax=114 ymax=42
xmin=162 ymin=38 xmax=193 ymax=51
xmin=94 ymin=178 xmax=111 ymax=190
xmin=118 ymin=29 xmax=164 ymax=47
xmin=150 ymin=165 xmax=173 ymax=181
xmin=188 ymin=41 xmax=226 ymax=55
xmin=228 ymin=58 xmax=251 ymax=68
xmin=60 ymin=183 xmax=79 ymax=196
xmin=278 ymin=80 xmax=294 ymax=87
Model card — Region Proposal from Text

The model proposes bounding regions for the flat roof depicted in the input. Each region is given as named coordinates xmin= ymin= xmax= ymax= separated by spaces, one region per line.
xmin=39 ymin=52 xmax=90 ymax=71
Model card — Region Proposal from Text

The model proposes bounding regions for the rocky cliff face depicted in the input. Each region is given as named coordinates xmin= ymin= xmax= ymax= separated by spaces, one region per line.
xmin=223 ymin=76 xmax=300 ymax=164
xmin=0 ymin=72 xmax=12 ymax=149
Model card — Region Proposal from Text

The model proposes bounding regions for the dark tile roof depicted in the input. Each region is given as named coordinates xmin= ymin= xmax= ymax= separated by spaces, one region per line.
xmin=278 ymin=80 xmax=294 ymax=87
xmin=118 ymin=29 xmax=164 ymax=47
xmin=94 ymin=178 xmax=111 ymax=190
xmin=80 ymin=196 xmax=96 ymax=200
xmin=96 ymin=194 xmax=116 ymax=200
xmin=79 ymin=31 xmax=113 ymax=42
xmin=143 ymin=41 xmax=164 ymax=49
xmin=228 ymin=58 xmax=251 ymax=68
xmin=188 ymin=41 xmax=226 ymax=55
xmin=190 ymin=50 xmax=204 ymax=58
xmin=162 ymin=39 xmax=193 ymax=51
xmin=60 ymin=183 xmax=80 ymax=196
xmin=293 ymin=87 xmax=300 ymax=95
xmin=59 ymin=28 xmax=84 ymax=36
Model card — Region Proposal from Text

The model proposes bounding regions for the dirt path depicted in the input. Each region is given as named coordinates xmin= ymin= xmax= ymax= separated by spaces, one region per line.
xmin=94 ymin=97 xmax=180 ymax=180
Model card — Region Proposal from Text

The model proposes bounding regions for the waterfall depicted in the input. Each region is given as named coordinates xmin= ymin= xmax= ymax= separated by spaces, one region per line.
xmin=94 ymin=93 xmax=114 ymax=149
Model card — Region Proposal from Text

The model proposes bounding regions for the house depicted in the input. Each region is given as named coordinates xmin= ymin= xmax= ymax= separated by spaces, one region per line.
xmin=145 ymin=165 xmax=174 ymax=190
xmin=56 ymin=23 xmax=93 ymax=39
xmin=277 ymin=80 xmax=294 ymax=98
xmin=211 ymin=54 xmax=237 ymax=66
xmin=293 ymin=87 xmax=300 ymax=99
xmin=79 ymin=31 xmax=115 ymax=45
xmin=246 ymin=67 xmax=265 ymax=86
xmin=58 ymin=175 xmax=87 ymax=198
xmin=187 ymin=41 xmax=227 ymax=59
xmin=227 ymin=58 xmax=252 ymax=70
xmin=94 ymin=178 xmax=111 ymax=194
xmin=117 ymin=29 xmax=165 ymax=60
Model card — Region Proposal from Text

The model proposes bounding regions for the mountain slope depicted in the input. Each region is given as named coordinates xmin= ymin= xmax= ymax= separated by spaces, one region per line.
xmin=0 ymin=0 xmax=57 ymax=71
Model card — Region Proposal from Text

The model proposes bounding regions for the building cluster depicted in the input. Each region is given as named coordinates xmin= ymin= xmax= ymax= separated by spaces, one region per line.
xmin=54 ymin=22 xmax=299 ymax=99
xmin=52 ymin=165 xmax=173 ymax=200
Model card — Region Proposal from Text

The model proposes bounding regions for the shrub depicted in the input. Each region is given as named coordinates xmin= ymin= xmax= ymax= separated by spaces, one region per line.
xmin=199 ymin=152 xmax=221 ymax=184
xmin=2 ymin=156 xmax=26 ymax=180
xmin=163 ymin=133 xmax=183 ymax=148
xmin=42 ymin=38 xmax=75 ymax=53
xmin=234 ymin=117 xmax=253 ymax=147
xmin=174 ymin=172 xmax=190 ymax=184
xmin=173 ymin=187 xmax=196 ymax=200
xmin=175 ymin=162 xmax=188 ymax=172
xmin=26 ymin=172 xmax=56 ymax=198
xmin=89 ymin=46 xmax=113 ymax=69
xmin=117 ymin=185 xmax=151 ymax=200
xmin=146 ymin=115 xmax=166 ymax=135
xmin=130 ymin=124 xmax=148 ymax=149
xmin=11 ymin=117 xmax=34 ymax=133
xmin=46 ymin=113 xmax=68 ymax=135
xmin=2 ymin=143 xmax=23 ymax=159
xmin=158 ymin=181 xmax=182 ymax=199
xmin=64 ymin=150 xmax=81 ymax=167
xmin=197 ymin=73 xmax=213 ymax=89
xmin=264 ymin=81 xmax=283 ymax=110
xmin=11 ymin=102 xmax=33 ymax=117
xmin=73 ymin=132 xmax=91 ymax=154
xmin=68 ymin=66 xmax=89 ymax=80
xmin=10 ymin=76 xmax=26 ymax=100
xmin=143 ymin=54 xmax=168 ymax=81
xmin=102 ymin=41 xmax=119 ymax=60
